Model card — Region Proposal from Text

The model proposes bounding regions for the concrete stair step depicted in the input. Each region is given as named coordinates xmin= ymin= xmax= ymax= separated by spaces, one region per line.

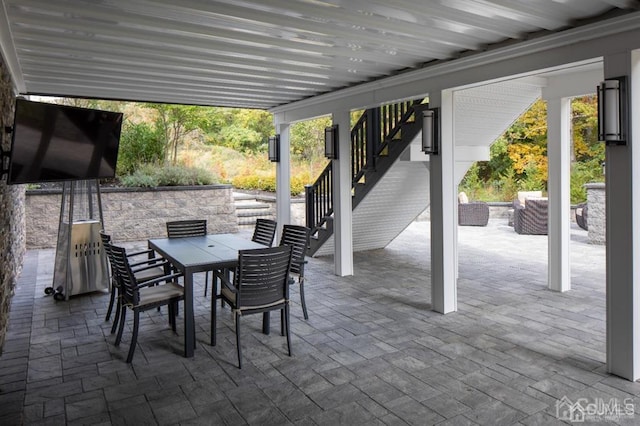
xmin=235 ymin=200 xmax=271 ymax=209
xmin=233 ymin=191 xmax=275 ymax=229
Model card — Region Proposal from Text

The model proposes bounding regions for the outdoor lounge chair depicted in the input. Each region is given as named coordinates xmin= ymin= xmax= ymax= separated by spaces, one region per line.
xmin=458 ymin=192 xmax=489 ymax=226
xmin=513 ymin=197 xmax=548 ymax=235
xmin=458 ymin=192 xmax=490 ymax=226
xmin=576 ymin=203 xmax=588 ymax=230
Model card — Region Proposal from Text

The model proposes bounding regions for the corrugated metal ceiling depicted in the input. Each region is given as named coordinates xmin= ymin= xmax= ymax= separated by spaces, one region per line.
xmin=0 ymin=0 xmax=638 ymax=109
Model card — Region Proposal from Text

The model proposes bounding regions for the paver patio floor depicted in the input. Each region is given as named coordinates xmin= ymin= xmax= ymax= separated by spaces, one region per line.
xmin=1 ymin=219 xmax=638 ymax=425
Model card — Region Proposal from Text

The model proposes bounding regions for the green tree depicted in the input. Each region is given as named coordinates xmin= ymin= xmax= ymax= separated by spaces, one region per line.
xmin=117 ymin=121 xmax=164 ymax=175
xmin=569 ymin=95 xmax=604 ymax=202
xmin=571 ymin=95 xmax=602 ymax=162
xmin=148 ymin=104 xmax=210 ymax=164
xmin=204 ymin=108 xmax=273 ymax=154
xmin=60 ymin=98 xmax=126 ymax=112
xmin=291 ymin=116 xmax=331 ymax=162
xmin=233 ymin=109 xmax=274 ymax=148
xmin=217 ymin=124 xmax=264 ymax=153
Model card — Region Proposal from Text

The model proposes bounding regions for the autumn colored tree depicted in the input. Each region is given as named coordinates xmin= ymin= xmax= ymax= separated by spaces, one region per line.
xmin=504 ymin=99 xmax=548 ymax=190
xmin=460 ymin=96 xmax=603 ymax=202
xmin=571 ymin=95 xmax=601 ymax=161
xmin=569 ymin=95 xmax=604 ymax=201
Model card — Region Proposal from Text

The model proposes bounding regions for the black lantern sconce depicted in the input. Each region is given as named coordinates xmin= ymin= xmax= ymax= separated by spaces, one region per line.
xmin=597 ymin=76 xmax=627 ymax=145
xmin=421 ymin=108 xmax=440 ymax=155
xmin=268 ymin=135 xmax=280 ymax=162
xmin=325 ymin=125 xmax=338 ymax=159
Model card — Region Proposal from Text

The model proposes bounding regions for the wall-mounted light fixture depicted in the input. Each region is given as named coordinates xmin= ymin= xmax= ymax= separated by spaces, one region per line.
xmin=325 ymin=125 xmax=338 ymax=159
xmin=268 ymin=135 xmax=280 ymax=162
xmin=597 ymin=76 xmax=627 ymax=145
xmin=421 ymin=108 xmax=440 ymax=155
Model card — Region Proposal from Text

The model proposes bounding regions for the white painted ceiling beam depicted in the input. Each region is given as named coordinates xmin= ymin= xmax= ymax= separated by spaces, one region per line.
xmin=17 ymin=52 xmax=341 ymax=90
xmin=541 ymin=68 xmax=604 ymax=99
xmin=2 ymin=0 xmax=638 ymax=108
xmin=144 ymin=0 xmax=484 ymax=51
xmin=12 ymin=35 xmax=363 ymax=82
xmin=24 ymin=75 xmax=304 ymax=105
xmin=0 ymin=0 xmax=23 ymax=92
xmin=273 ymin=12 xmax=640 ymax=121
xmin=325 ymin=0 xmax=527 ymax=39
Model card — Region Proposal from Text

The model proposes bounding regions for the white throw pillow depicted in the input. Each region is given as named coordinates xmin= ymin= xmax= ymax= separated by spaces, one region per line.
xmin=517 ymin=191 xmax=542 ymax=206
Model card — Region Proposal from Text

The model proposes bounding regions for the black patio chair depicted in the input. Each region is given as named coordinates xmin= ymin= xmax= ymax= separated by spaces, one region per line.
xmin=100 ymin=231 xmax=167 ymax=334
xmin=211 ymin=245 xmax=293 ymax=368
xmin=279 ymin=224 xmax=311 ymax=320
xmin=166 ymin=220 xmax=213 ymax=297
xmin=166 ymin=219 xmax=207 ymax=238
xmin=109 ymin=243 xmax=184 ymax=363
xmin=251 ymin=218 xmax=278 ymax=247
xmin=218 ymin=218 xmax=278 ymax=309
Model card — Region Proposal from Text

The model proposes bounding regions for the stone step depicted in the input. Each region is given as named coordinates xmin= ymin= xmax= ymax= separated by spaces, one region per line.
xmin=237 ymin=208 xmax=272 ymax=219
xmin=235 ymin=200 xmax=271 ymax=210
xmin=233 ymin=191 xmax=256 ymax=201
xmin=233 ymin=191 xmax=275 ymax=228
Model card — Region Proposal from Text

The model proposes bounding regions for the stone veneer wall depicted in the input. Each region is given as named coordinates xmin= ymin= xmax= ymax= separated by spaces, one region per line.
xmin=0 ymin=56 xmax=26 ymax=352
xmin=26 ymin=185 xmax=238 ymax=248
xmin=585 ymin=182 xmax=606 ymax=245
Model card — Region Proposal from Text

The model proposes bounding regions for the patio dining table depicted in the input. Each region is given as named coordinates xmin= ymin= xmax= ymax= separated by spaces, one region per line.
xmin=148 ymin=233 xmax=264 ymax=358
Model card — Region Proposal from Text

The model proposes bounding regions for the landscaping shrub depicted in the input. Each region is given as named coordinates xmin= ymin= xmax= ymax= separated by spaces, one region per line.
xmin=120 ymin=164 xmax=217 ymax=187
xmin=117 ymin=122 xmax=165 ymax=176
xmin=120 ymin=170 xmax=158 ymax=188
xmin=570 ymin=159 xmax=604 ymax=204
xmin=231 ymin=170 xmax=310 ymax=195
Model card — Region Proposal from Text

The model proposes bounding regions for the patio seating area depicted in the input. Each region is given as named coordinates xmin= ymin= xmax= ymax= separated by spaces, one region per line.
xmin=1 ymin=218 xmax=638 ymax=425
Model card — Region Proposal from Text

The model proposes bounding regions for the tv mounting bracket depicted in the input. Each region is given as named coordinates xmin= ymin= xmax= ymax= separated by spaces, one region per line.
xmin=1 ymin=126 xmax=13 ymax=177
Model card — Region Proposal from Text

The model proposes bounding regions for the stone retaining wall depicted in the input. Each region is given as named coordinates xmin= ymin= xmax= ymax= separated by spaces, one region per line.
xmin=26 ymin=185 xmax=238 ymax=249
xmin=0 ymin=56 xmax=26 ymax=352
xmin=585 ymin=182 xmax=605 ymax=244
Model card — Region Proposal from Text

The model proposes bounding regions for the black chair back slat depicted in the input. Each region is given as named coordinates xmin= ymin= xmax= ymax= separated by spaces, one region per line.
xmin=166 ymin=220 xmax=207 ymax=238
xmin=100 ymin=231 xmax=114 ymax=269
xmin=108 ymin=245 xmax=140 ymax=307
xmin=235 ymin=246 xmax=292 ymax=308
xmin=251 ymin=218 xmax=277 ymax=247
xmin=100 ymin=231 xmax=118 ymax=284
xmin=279 ymin=225 xmax=310 ymax=276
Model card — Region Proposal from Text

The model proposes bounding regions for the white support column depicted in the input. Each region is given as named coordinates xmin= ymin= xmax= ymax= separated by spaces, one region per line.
xmin=546 ymin=97 xmax=571 ymax=292
xmin=430 ymin=90 xmax=457 ymax=313
xmin=332 ymin=110 xmax=354 ymax=277
xmin=274 ymin=121 xmax=291 ymax=234
xmin=605 ymin=49 xmax=640 ymax=381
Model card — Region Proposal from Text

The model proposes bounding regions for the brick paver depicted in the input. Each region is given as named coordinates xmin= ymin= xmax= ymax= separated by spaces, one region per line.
xmin=1 ymin=219 xmax=638 ymax=425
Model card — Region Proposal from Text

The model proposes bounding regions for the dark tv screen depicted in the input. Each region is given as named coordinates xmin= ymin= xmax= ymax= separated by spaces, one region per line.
xmin=7 ymin=99 xmax=122 ymax=184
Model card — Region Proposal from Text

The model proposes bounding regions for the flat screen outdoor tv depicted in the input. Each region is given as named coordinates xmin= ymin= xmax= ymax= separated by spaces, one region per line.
xmin=7 ymin=99 xmax=122 ymax=184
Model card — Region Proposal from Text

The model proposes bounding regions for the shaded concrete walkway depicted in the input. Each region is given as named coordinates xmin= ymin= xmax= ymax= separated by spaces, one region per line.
xmin=1 ymin=219 xmax=638 ymax=425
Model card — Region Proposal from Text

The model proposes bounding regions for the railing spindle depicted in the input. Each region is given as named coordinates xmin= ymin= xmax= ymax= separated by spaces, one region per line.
xmin=304 ymin=99 xmax=423 ymax=236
